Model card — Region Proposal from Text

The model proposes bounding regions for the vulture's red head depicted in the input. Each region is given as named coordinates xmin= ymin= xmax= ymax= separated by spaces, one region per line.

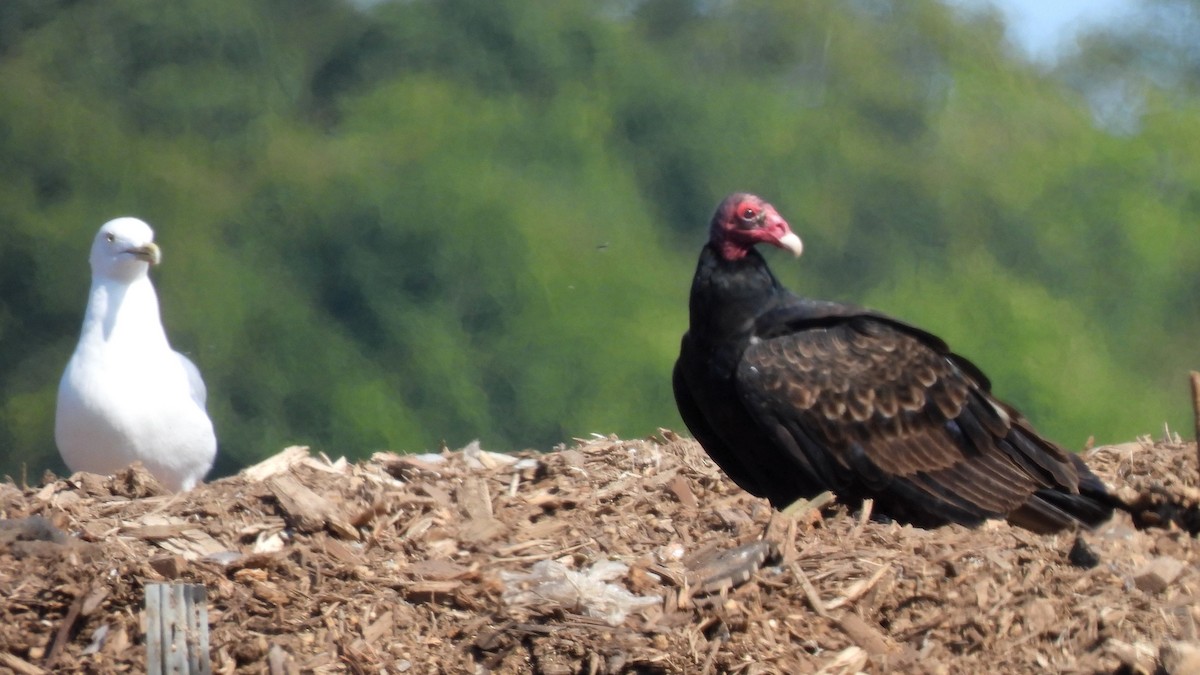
xmin=709 ymin=193 xmax=803 ymax=261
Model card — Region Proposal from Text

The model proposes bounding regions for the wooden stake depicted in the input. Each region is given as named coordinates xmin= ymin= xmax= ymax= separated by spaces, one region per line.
xmin=145 ymin=582 xmax=210 ymax=675
xmin=1191 ymin=371 xmax=1200 ymax=483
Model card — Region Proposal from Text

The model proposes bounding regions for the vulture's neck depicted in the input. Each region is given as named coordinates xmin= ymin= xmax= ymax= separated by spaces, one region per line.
xmin=688 ymin=244 xmax=786 ymax=347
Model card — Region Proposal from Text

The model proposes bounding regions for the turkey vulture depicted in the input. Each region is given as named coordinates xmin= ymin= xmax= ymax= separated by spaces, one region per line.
xmin=672 ymin=193 xmax=1115 ymax=532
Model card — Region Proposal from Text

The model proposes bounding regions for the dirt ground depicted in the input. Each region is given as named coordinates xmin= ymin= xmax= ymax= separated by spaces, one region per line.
xmin=1 ymin=430 xmax=1198 ymax=674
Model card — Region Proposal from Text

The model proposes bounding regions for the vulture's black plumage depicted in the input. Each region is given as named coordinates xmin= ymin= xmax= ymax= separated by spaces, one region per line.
xmin=673 ymin=193 xmax=1115 ymax=533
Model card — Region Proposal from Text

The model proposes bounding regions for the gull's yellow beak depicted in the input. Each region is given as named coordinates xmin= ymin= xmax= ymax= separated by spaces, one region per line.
xmin=129 ymin=242 xmax=162 ymax=265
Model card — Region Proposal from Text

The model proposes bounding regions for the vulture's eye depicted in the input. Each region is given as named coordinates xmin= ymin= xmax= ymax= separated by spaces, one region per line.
xmin=740 ymin=207 xmax=757 ymax=221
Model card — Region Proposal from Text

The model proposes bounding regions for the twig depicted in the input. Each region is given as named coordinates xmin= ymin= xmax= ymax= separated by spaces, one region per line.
xmin=43 ymin=591 xmax=85 ymax=669
xmin=781 ymin=491 xmax=835 ymax=520
xmin=791 ymin=563 xmax=829 ymax=618
xmin=850 ymin=498 xmax=874 ymax=540
xmin=825 ymin=562 xmax=892 ymax=611
xmin=491 ymin=541 xmax=591 ymax=563
xmin=699 ymin=638 xmax=721 ymax=675
xmin=783 ymin=516 xmax=798 ymax=563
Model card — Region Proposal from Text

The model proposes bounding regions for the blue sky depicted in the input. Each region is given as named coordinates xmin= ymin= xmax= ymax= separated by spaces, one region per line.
xmin=947 ymin=0 xmax=1138 ymax=61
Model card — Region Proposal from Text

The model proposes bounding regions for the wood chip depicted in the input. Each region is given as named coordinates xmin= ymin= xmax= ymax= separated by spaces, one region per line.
xmin=826 ymin=563 xmax=892 ymax=611
xmin=403 ymin=580 xmax=463 ymax=604
xmin=816 ymin=645 xmax=868 ymax=674
xmin=666 ymin=475 xmax=698 ymax=510
xmin=684 ymin=540 xmax=772 ymax=595
xmin=835 ymin=611 xmax=894 ymax=656
xmin=361 ymin=610 xmax=393 ymax=644
xmin=3 ymin=435 xmax=1200 ymax=673
xmin=149 ymin=555 xmax=188 ymax=580
xmin=266 ymin=473 xmax=358 ymax=540
xmin=0 ymin=652 xmax=46 ymax=675
xmin=792 ymin=563 xmax=829 ymax=618
xmin=781 ymin=491 xmax=835 ymax=519
xmin=407 ymin=559 xmax=472 ymax=580
xmin=242 ymin=446 xmax=313 ymax=482
xmin=458 ymin=476 xmax=506 ymax=543
xmin=1133 ymin=556 xmax=1184 ymax=594
xmin=1161 ymin=640 xmax=1200 ymax=675
xmin=267 ymin=643 xmax=297 ymax=675
xmin=459 ymin=476 xmax=494 ymax=521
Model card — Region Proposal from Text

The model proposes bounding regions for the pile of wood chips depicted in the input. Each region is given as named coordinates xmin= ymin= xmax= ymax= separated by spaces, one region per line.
xmin=1 ymin=432 xmax=1198 ymax=674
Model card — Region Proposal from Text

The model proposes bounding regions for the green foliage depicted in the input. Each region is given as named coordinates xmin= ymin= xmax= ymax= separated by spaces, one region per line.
xmin=0 ymin=0 xmax=1195 ymax=481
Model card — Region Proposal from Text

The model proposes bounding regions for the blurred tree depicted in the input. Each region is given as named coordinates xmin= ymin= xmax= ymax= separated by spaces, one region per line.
xmin=0 ymin=0 xmax=1194 ymax=484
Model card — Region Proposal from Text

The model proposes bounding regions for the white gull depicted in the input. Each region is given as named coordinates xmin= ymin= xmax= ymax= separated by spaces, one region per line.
xmin=55 ymin=217 xmax=216 ymax=491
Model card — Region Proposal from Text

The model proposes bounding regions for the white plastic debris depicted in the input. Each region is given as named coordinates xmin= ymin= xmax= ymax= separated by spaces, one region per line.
xmin=201 ymin=550 xmax=243 ymax=567
xmin=656 ymin=543 xmax=685 ymax=563
xmin=499 ymin=559 xmax=660 ymax=626
xmin=625 ymin=444 xmax=663 ymax=470
xmin=461 ymin=439 xmax=518 ymax=470
xmin=82 ymin=624 xmax=109 ymax=655
xmin=253 ymin=530 xmax=287 ymax=554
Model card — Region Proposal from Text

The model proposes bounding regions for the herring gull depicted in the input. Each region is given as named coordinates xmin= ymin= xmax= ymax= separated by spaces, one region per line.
xmin=55 ymin=217 xmax=216 ymax=491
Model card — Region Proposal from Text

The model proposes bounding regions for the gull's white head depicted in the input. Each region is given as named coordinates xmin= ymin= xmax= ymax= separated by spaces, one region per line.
xmin=90 ymin=217 xmax=162 ymax=283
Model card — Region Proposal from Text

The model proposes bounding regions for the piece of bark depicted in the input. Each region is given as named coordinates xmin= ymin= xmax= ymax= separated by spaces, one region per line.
xmin=666 ymin=475 xmax=698 ymax=510
xmin=1132 ymin=557 xmax=1184 ymax=594
xmin=835 ymin=611 xmax=895 ymax=656
xmin=149 ymin=555 xmax=188 ymax=579
xmin=266 ymin=474 xmax=358 ymax=540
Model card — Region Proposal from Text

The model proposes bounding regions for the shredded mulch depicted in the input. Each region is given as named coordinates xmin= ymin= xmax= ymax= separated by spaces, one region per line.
xmin=1 ymin=432 xmax=1198 ymax=674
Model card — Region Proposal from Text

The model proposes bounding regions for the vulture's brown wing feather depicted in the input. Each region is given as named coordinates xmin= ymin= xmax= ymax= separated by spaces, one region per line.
xmin=735 ymin=316 xmax=1084 ymax=529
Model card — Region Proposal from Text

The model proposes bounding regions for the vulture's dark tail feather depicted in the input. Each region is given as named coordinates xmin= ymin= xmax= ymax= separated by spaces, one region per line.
xmin=1010 ymin=454 xmax=1122 ymax=533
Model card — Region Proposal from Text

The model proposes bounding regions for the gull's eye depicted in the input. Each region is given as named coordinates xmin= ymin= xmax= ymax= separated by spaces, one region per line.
xmin=104 ymin=233 xmax=115 ymax=243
